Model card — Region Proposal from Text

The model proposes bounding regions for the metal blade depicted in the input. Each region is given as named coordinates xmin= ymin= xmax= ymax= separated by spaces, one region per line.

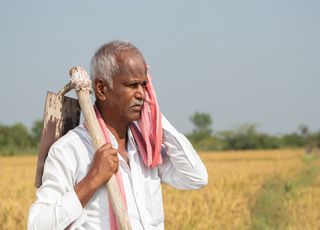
xmin=35 ymin=91 xmax=80 ymax=188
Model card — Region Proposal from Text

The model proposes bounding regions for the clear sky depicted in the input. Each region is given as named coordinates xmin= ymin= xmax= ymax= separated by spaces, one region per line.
xmin=0 ymin=0 xmax=319 ymax=135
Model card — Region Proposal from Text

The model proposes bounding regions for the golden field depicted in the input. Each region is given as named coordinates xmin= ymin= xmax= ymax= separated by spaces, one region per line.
xmin=1 ymin=149 xmax=319 ymax=230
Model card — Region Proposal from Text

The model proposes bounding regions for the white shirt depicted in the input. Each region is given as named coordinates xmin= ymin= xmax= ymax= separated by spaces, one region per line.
xmin=28 ymin=116 xmax=208 ymax=230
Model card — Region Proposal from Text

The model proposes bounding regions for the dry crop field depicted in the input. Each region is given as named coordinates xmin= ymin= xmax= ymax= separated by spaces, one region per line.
xmin=1 ymin=149 xmax=319 ymax=230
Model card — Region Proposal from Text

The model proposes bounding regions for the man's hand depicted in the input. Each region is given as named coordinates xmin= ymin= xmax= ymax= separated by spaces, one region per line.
xmin=75 ymin=143 xmax=119 ymax=207
xmin=88 ymin=143 xmax=119 ymax=187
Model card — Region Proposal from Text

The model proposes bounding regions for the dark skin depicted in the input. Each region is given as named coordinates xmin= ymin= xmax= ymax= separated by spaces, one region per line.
xmin=75 ymin=53 xmax=148 ymax=207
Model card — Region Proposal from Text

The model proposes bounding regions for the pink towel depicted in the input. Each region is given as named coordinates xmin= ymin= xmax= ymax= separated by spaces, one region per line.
xmin=129 ymin=74 xmax=163 ymax=167
xmin=93 ymin=73 xmax=162 ymax=229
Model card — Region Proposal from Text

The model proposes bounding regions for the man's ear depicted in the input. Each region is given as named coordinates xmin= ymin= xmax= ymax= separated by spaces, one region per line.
xmin=94 ymin=78 xmax=108 ymax=101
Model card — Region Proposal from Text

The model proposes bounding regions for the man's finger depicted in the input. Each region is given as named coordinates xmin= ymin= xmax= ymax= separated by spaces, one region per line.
xmin=112 ymin=155 xmax=119 ymax=163
xmin=100 ymin=143 xmax=112 ymax=150
xmin=99 ymin=144 xmax=117 ymax=154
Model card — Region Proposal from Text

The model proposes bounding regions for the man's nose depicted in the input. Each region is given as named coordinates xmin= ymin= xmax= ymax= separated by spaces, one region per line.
xmin=135 ymin=84 xmax=146 ymax=100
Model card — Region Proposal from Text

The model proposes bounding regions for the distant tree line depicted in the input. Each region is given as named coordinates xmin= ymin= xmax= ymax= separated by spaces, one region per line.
xmin=1 ymin=113 xmax=320 ymax=156
xmin=0 ymin=120 xmax=42 ymax=156
xmin=187 ymin=112 xmax=320 ymax=152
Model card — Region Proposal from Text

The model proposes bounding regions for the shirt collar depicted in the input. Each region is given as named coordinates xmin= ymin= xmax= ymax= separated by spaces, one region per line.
xmin=105 ymin=126 xmax=138 ymax=156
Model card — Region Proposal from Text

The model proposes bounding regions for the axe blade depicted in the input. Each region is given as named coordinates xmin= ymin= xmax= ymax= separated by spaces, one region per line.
xmin=35 ymin=91 xmax=80 ymax=188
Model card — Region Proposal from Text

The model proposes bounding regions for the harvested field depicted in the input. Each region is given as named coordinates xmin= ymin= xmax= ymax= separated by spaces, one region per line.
xmin=1 ymin=149 xmax=319 ymax=229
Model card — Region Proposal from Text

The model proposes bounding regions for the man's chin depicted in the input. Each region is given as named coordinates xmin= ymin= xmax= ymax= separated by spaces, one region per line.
xmin=128 ymin=112 xmax=142 ymax=122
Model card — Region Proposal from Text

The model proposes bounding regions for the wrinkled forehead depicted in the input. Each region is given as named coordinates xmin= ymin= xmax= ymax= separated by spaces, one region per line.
xmin=116 ymin=50 xmax=147 ymax=76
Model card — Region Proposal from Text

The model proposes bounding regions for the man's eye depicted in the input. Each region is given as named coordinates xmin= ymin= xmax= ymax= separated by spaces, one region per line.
xmin=129 ymin=84 xmax=138 ymax=88
xmin=127 ymin=82 xmax=147 ymax=89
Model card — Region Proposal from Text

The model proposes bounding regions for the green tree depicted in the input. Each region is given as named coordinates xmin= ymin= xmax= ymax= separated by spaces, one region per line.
xmin=279 ymin=133 xmax=304 ymax=148
xmin=0 ymin=124 xmax=10 ymax=147
xmin=219 ymin=124 xmax=259 ymax=150
xmin=190 ymin=112 xmax=212 ymax=136
xmin=218 ymin=123 xmax=280 ymax=150
xmin=187 ymin=112 xmax=223 ymax=150
xmin=298 ymin=124 xmax=309 ymax=139
xmin=9 ymin=123 xmax=32 ymax=148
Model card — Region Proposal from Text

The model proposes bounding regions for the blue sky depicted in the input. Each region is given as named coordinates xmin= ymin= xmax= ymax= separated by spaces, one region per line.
xmin=0 ymin=1 xmax=319 ymax=135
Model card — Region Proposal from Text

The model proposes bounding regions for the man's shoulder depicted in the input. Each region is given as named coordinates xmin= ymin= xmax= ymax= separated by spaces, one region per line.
xmin=43 ymin=125 xmax=93 ymax=182
xmin=53 ymin=124 xmax=86 ymax=143
xmin=50 ymin=125 xmax=92 ymax=153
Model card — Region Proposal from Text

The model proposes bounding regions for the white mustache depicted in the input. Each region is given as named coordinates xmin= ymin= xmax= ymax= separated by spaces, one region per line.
xmin=130 ymin=100 xmax=144 ymax=107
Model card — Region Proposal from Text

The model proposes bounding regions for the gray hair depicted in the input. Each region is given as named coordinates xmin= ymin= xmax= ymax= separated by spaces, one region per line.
xmin=90 ymin=40 xmax=146 ymax=89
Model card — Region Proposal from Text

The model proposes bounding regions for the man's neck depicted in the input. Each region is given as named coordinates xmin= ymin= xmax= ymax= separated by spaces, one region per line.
xmin=95 ymin=101 xmax=128 ymax=139
xmin=104 ymin=118 xmax=130 ymax=165
xmin=105 ymin=122 xmax=128 ymax=141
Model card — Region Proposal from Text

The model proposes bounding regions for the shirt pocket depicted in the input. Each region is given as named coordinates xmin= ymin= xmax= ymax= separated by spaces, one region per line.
xmin=143 ymin=175 xmax=164 ymax=226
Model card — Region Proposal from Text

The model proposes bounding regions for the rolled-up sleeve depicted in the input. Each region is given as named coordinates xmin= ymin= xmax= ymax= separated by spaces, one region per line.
xmin=159 ymin=115 xmax=208 ymax=190
xmin=28 ymin=145 xmax=83 ymax=230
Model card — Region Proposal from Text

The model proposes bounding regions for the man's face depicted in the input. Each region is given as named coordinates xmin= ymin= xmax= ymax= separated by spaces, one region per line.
xmin=105 ymin=54 xmax=147 ymax=125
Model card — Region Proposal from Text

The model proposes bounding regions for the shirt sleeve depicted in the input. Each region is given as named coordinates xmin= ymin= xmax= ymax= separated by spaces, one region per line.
xmin=158 ymin=115 xmax=208 ymax=190
xmin=28 ymin=144 xmax=83 ymax=230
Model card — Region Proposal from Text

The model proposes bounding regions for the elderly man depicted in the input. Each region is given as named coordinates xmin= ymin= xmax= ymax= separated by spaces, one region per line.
xmin=28 ymin=40 xmax=208 ymax=230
